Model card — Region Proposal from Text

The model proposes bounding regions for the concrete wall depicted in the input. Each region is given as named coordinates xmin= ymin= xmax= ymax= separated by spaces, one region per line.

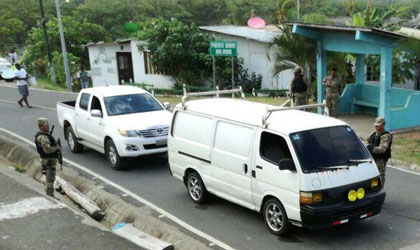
xmin=88 ymin=43 xmax=132 ymax=87
xmin=130 ymin=41 xmax=174 ymax=89
xmin=211 ymin=33 xmax=293 ymax=90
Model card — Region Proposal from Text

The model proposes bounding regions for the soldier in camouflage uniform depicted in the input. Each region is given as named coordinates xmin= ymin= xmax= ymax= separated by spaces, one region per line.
xmin=290 ymin=67 xmax=308 ymax=106
xmin=322 ymin=68 xmax=343 ymax=118
xmin=35 ymin=117 xmax=62 ymax=197
xmin=367 ymin=117 xmax=392 ymax=186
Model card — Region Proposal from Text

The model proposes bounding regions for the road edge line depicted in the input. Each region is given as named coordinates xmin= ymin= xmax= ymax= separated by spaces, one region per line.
xmin=0 ymin=127 xmax=234 ymax=250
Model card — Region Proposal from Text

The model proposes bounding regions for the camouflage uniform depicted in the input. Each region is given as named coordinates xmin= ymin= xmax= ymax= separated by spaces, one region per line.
xmin=367 ymin=117 xmax=392 ymax=185
xmin=291 ymin=68 xmax=308 ymax=106
xmin=35 ymin=118 xmax=60 ymax=197
xmin=322 ymin=75 xmax=343 ymax=118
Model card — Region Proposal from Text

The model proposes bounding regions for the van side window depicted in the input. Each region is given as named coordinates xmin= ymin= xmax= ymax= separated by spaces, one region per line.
xmin=90 ymin=96 xmax=103 ymax=113
xmin=260 ymin=132 xmax=292 ymax=165
xmin=214 ymin=121 xmax=254 ymax=157
xmin=172 ymin=112 xmax=213 ymax=145
xmin=79 ymin=93 xmax=91 ymax=111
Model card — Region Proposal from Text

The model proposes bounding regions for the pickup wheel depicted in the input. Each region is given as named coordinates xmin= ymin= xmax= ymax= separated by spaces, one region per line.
xmin=186 ymin=172 xmax=208 ymax=204
xmin=105 ymin=140 xmax=127 ymax=170
xmin=263 ymin=198 xmax=290 ymax=236
xmin=66 ymin=127 xmax=84 ymax=153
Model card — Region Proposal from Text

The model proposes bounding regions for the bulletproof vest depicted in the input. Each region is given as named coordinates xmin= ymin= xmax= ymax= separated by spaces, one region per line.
xmin=291 ymin=76 xmax=307 ymax=93
xmin=368 ymin=131 xmax=392 ymax=161
xmin=35 ymin=132 xmax=59 ymax=159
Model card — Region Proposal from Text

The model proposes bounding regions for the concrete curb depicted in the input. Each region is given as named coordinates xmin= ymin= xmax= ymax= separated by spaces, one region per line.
xmin=391 ymin=159 xmax=420 ymax=173
xmin=0 ymin=134 xmax=213 ymax=250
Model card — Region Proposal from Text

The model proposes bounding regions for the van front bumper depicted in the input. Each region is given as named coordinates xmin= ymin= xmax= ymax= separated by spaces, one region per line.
xmin=300 ymin=189 xmax=385 ymax=230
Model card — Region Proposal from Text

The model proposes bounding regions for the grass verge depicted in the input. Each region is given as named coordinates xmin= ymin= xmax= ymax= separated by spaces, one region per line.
xmin=392 ymin=130 xmax=420 ymax=166
xmin=35 ymin=77 xmax=67 ymax=92
xmin=11 ymin=163 xmax=26 ymax=173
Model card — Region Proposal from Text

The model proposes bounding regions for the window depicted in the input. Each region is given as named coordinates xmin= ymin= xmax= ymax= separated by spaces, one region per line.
xmin=90 ymin=96 xmax=103 ymax=113
xmin=104 ymin=93 xmax=163 ymax=116
xmin=172 ymin=112 xmax=213 ymax=145
xmin=143 ymin=52 xmax=164 ymax=75
xmin=118 ymin=55 xmax=130 ymax=70
xmin=214 ymin=121 xmax=254 ymax=157
xmin=260 ymin=132 xmax=292 ymax=165
xmin=79 ymin=93 xmax=91 ymax=110
xmin=367 ymin=65 xmax=379 ymax=81
xmin=290 ymin=126 xmax=370 ymax=173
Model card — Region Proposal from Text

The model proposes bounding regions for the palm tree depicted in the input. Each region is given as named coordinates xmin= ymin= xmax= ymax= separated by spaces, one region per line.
xmin=272 ymin=26 xmax=316 ymax=89
xmin=270 ymin=0 xmax=297 ymax=24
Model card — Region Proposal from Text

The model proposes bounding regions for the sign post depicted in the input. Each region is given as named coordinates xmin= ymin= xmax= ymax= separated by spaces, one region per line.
xmin=209 ymin=41 xmax=238 ymax=92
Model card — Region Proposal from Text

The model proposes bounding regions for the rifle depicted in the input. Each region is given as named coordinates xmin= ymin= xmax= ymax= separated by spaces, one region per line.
xmin=50 ymin=125 xmax=63 ymax=170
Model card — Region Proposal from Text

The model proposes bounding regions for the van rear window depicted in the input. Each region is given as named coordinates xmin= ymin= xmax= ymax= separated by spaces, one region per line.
xmin=172 ymin=112 xmax=213 ymax=145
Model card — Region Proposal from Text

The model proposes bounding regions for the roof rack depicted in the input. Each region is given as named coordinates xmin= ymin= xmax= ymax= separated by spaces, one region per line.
xmin=262 ymin=101 xmax=328 ymax=128
xmin=181 ymin=85 xmax=245 ymax=109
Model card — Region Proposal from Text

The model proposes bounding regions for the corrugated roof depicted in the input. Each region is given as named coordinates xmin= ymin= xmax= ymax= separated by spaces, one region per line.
xmin=199 ymin=25 xmax=281 ymax=43
xmin=86 ymin=39 xmax=132 ymax=47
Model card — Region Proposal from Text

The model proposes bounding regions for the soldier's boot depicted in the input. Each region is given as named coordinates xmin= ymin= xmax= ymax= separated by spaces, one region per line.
xmin=46 ymin=183 xmax=55 ymax=197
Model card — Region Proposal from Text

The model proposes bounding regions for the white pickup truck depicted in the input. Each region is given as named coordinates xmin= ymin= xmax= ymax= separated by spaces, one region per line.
xmin=57 ymin=86 xmax=172 ymax=170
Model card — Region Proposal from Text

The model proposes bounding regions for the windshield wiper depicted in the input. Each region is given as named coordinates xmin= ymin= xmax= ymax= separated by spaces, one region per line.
xmin=306 ymin=166 xmax=349 ymax=173
xmin=337 ymin=159 xmax=372 ymax=166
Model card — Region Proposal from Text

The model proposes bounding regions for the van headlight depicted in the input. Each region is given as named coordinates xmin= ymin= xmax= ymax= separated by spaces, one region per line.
xmin=118 ymin=129 xmax=141 ymax=137
xmin=300 ymin=191 xmax=323 ymax=205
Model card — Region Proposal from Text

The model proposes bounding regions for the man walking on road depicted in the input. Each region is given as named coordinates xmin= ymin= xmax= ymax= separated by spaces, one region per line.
xmin=290 ymin=67 xmax=308 ymax=106
xmin=14 ymin=63 xmax=32 ymax=108
xmin=367 ymin=117 xmax=392 ymax=186
xmin=322 ymin=68 xmax=343 ymax=117
xmin=35 ymin=118 xmax=62 ymax=197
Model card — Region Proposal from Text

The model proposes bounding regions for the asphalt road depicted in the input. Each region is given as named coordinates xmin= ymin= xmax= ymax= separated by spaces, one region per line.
xmin=1 ymin=85 xmax=420 ymax=250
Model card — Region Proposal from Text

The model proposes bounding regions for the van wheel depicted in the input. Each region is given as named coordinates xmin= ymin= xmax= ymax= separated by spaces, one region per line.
xmin=66 ymin=127 xmax=84 ymax=153
xmin=105 ymin=140 xmax=126 ymax=170
xmin=186 ymin=172 xmax=208 ymax=204
xmin=263 ymin=198 xmax=290 ymax=236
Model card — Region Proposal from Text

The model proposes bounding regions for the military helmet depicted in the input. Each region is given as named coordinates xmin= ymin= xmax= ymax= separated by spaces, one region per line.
xmin=37 ymin=117 xmax=49 ymax=126
xmin=374 ymin=117 xmax=385 ymax=126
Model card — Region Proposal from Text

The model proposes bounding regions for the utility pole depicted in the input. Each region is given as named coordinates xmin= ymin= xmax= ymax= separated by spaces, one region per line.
xmin=54 ymin=0 xmax=72 ymax=92
xmin=297 ymin=0 xmax=300 ymax=20
xmin=38 ymin=0 xmax=56 ymax=84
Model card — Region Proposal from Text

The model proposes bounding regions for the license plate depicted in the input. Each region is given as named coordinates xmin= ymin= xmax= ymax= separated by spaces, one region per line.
xmin=156 ymin=139 xmax=167 ymax=146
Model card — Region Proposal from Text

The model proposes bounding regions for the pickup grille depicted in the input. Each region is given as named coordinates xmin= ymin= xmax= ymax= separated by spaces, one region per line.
xmin=139 ymin=127 xmax=169 ymax=138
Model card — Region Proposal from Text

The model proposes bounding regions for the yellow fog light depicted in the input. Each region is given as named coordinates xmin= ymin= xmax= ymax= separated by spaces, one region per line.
xmin=357 ymin=188 xmax=365 ymax=200
xmin=348 ymin=190 xmax=357 ymax=202
xmin=371 ymin=178 xmax=379 ymax=188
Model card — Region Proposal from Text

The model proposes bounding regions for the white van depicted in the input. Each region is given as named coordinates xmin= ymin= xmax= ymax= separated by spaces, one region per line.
xmin=168 ymin=98 xmax=385 ymax=235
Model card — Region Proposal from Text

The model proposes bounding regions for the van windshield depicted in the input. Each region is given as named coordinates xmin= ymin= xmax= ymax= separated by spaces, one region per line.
xmin=290 ymin=126 xmax=370 ymax=173
xmin=104 ymin=93 xmax=163 ymax=116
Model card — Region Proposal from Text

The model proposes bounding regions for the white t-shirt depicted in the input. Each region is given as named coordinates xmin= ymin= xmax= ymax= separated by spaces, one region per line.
xmin=14 ymin=69 xmax=28 ymax=86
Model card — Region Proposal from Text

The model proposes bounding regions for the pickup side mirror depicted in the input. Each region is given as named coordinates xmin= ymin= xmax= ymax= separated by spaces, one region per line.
xmin=91 ymin=109 xmax=102 ymax=118
xmin=278 ymin=158 xmax=296 ymax=172
xmin=163 ymin=102 xmax=171 ymax=110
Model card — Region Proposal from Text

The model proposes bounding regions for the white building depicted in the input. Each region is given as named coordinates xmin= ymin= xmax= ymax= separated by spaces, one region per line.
xmin=200 ymin=25 xmax=293 ymax=90
xmin=87 ymin=39 xmax=174 ymax=89
xmin=87 ymin=26 xmax=293 ymax=90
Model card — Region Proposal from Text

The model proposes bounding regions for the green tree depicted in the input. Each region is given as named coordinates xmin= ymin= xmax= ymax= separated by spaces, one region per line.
xmin=303 ymin=13 xmax=333 ymax=24
xmin=21 ymin=16 xmax=109 ymax=82
xmin=136 ymin=18 xmax=212 ymax=86
xmin=272 ymin=26 xmax=316 ymax=89
xmin=0 ymin=17 xmax=25 ymax=55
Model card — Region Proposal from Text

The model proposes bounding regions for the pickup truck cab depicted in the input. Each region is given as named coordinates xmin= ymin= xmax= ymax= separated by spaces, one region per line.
xmin=168 ymin=98 xmax=385 ymax=235
xmin=57 ymin=86 xmax=172 ymax=170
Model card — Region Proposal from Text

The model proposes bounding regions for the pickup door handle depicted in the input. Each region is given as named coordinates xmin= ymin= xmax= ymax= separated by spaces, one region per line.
xmin=243 ymin=164 xmax=248 ymax=174
xmin=99 ymin=122 xmax=104 ymax=126
xmin=87 ymin=118 xmax=91 ymax=121
xmin=256 ymin=165 xmax=263 ymax=170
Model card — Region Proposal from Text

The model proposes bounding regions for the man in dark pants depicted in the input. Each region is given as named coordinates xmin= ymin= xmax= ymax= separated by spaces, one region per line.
xmin=367 ymin=117 xmax=392 ymax=186
xmin=35 ymin=118 xmax=62 ymax=197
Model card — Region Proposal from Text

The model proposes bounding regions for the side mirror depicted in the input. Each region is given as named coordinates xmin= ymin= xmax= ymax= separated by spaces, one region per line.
xmin=91 ymin=109 xmax=102 ymax=118
xmin=163 ymin=102 xmax=171 ymax=110
xmin=278 ymin=158 xmax=296 ymax=172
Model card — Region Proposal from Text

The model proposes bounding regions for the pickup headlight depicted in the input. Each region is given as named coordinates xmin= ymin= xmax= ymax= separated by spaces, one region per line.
xmin=118 ymin=129 xmax=141 ymax=137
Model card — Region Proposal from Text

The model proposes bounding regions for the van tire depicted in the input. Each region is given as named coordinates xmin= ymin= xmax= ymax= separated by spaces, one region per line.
xmin=66 ymin=127 xmax=84 ymax=153
xmin=263 ymin=198 xmax=290 ymax=236
xmin=105 ymin=140 xmax=126 ymax=170
xmin=186 ymin=172 xmax=208 ymax=204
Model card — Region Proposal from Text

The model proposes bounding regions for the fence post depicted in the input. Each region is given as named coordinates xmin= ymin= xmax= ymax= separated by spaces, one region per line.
xmin=216 ymin=86 xmax=220 ymax=98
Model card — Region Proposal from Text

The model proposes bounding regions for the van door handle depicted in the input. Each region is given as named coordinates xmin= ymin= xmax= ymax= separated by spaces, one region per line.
xmin=256 ymin=165 xmax=263 ymax=170
xmin=244 ymin=164 xmax=248 ymax=174
xmin=87 ymin=118 xmax=91 ymax=121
